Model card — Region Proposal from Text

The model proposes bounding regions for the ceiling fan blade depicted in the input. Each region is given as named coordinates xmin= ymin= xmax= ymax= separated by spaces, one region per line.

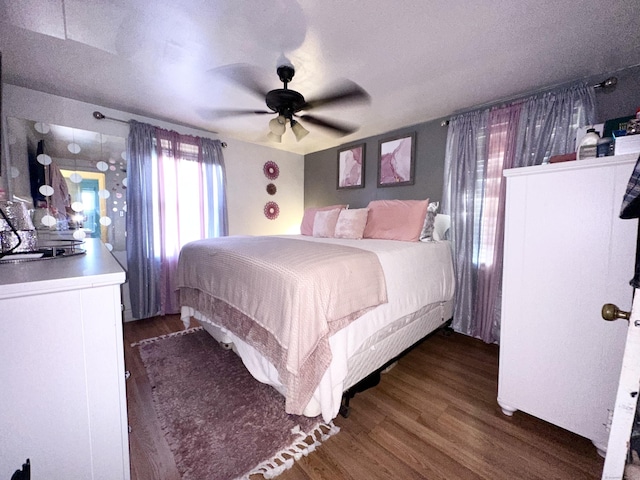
xmin=301 ymin=81 xmax=371 ymax=111
xmin=298 ymin=114 xmax=359 ymax=136
xmin=209 ymin=63 xmax=271 ymax=99
xmin=197 ymin=108 xmax=273 ymax=121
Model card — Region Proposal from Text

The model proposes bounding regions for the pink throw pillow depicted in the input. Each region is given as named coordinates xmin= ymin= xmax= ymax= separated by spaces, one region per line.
xmin=363 ymin=199 xmax=429 ymax=242
xmin=300 ymin=204 xmax=348 ymax=235
xmin=313 ymin=209 xmax=342 ymax=238
xmin=334 ymin=208 xmax=369 ymax=239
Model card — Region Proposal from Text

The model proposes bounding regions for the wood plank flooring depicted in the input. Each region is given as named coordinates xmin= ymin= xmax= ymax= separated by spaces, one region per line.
xmin=124 ymin=315 xmax=604 ymax=480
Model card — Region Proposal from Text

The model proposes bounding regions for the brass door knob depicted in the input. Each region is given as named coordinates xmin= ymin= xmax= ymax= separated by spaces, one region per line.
xmin=602 ymin=303 xmax=631 ymax=321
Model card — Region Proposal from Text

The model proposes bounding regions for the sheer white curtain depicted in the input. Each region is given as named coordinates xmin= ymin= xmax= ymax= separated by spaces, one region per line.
xmin=127 ymin=121 xmax=228 ymax=319
xmin=443 ymin=84 xmax=595 ymax=343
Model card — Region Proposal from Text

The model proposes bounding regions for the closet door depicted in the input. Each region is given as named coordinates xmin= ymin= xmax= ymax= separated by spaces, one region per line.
xmin=601 ymin=292 xmax=640 ymax=479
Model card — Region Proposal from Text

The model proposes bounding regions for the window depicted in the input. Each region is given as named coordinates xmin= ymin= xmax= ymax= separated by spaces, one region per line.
xmin=151 ymin=134 xmax=223 ymax=260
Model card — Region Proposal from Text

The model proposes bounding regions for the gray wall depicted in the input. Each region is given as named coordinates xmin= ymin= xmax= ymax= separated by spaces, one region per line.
xmin=592 ymin=64 xmax=640 ymax=125
xmin=304 ymin=64 xmax=640 ymax=209
xmin=305 ymin=118 xmax=448 ymax=208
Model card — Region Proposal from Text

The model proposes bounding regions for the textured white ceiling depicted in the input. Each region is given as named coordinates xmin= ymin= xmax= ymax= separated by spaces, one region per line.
xmin=1 ymin=0 xmax=640 ymax=155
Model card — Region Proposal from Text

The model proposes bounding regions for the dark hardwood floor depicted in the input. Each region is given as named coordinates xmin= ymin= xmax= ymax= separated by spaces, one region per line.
xmin=124 ymin=315 xmax=604 ymax=479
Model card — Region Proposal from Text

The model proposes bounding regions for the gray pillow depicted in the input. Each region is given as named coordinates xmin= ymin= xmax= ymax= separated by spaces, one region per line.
xmin=419 ymin=201 xmax=439 ymax=241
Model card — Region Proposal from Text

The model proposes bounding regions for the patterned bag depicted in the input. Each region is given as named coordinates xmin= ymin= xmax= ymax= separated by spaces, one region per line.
xmin=621 ymin=153 xmax=640 ymax=219
xmin=620 ymin=153 xmax=640 ymax=288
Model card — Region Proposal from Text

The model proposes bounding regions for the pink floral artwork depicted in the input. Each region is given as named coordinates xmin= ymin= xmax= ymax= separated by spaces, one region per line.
xmin=337 ymin=144 xmax=365 ymax=189
xmin=378 ymin=133 xmax=415 ymax=186
xmin=263 ymin=161 xmax=279 ymax=180
xmin=264 ymin=201 xmax=279 ymax=220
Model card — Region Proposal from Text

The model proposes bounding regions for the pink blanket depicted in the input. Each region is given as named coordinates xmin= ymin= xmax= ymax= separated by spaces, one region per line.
xmin=177 ymin=236 xmax=388 ymax=413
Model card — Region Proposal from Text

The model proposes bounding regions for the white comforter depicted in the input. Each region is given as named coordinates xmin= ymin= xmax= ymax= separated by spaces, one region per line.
xmin=182 ymin=236 xmax=455 ymax=422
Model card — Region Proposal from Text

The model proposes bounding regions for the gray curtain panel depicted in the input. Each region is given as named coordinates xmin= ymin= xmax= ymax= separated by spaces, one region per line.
xmin=442 ymin=83 xmax=595 ymax=343
xmin=201 ymin=137 xmax=229 ymax=238
xmin=515 ymin=83 xmax=596 ymax=168
xmin=126 ymin=120 xmax=160 ymax=319
xmin=442 ymin=110 xmax=489 ymax=341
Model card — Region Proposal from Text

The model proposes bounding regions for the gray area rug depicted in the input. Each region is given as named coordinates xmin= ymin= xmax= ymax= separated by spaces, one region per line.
xmin=134 ymin=327 xmax=339 ymax=480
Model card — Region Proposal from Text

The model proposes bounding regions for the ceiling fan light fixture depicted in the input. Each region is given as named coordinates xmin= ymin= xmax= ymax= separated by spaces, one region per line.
xmin=268 ymin=117 xmax=286 ymax=135
xmin=207 ymin=64 xmax=369 ymax=142
xmin=290 ymin=120 xmax=309 ymax=142
xmin=267 ymin=131 xmax=282 ymax=143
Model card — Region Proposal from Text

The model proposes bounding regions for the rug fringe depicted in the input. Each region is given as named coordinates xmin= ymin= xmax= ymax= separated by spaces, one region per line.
xmin=130 ymin=326 xmax=204 ymax=347
xmin=239 ymin=421 xmax=340 ymax=480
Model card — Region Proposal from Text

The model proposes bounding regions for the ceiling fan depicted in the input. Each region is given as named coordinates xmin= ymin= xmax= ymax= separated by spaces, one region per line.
xmin=204 ymin=64 xmax=371 ymax=142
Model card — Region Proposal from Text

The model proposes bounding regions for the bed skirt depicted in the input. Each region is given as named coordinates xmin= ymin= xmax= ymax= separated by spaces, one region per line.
xmin=181 ymin=298 xmax=453 ymax=422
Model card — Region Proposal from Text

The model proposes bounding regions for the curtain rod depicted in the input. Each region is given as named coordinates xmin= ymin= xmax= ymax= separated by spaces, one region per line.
xmin=92 ymin=111 xmax=227 ymax=147
xmin=440 ymin=76 xmax=618 ymax=127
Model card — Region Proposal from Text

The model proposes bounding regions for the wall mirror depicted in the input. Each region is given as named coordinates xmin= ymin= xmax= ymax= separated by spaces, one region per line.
xmin=5 ymin=117 xmax=127 ymax=252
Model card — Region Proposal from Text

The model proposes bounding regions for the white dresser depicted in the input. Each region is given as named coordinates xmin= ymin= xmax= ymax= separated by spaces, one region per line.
xmin=498 ymin=154 xmax=638 ymax=455
xmin=0 ymin=238 xmax=130 ymax=479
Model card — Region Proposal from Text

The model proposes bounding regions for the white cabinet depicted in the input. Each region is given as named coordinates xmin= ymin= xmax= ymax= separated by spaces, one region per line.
xmin=0 ymin=239 xmax=130 ymax=479
xmin=498 ymin=154 xmax=638 ymax=455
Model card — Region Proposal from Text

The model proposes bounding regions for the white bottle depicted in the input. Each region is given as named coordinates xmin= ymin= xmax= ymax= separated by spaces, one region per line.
xmin=577 ymin=128 xmax=600 ymax=160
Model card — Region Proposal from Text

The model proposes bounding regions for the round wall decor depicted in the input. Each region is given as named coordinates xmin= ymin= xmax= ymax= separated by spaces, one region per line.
xmin=266 ymin=183 xmax=277 ymax=195
xmin=264 ymin=201 xmax=279 ymax=220
xmin=263 ymin=161 xmax=280 ymax=180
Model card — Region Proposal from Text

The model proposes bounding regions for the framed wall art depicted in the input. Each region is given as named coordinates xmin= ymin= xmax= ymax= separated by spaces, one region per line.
xmin=377 ymin=132 xmax=415 ymax=187
xmin=337 ymin=143 xmax=365 ymax=189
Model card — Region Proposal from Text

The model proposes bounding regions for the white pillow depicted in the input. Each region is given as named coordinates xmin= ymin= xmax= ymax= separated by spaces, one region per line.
xmin=433 ymin=214 xmax=451 ymax=241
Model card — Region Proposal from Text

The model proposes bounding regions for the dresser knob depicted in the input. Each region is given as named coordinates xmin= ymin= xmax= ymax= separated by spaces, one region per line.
xmin=602 ymin=303 xmax=631 ymax=322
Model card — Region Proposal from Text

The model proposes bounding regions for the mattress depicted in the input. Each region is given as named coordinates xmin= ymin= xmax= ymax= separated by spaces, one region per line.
xmin=181 ymin=236 xmax=455 ymax=422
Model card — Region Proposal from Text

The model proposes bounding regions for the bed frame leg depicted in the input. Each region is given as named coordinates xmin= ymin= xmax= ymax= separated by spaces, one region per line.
xmin=339 ymin=372 xmax=381 ymax=418
xmin=339 ymin=395 xmax=351 ymax=418
xmin=441 ymin=318 xmax=454 ymax=336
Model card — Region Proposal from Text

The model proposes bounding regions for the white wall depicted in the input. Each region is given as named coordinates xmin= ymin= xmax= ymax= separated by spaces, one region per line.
xmin=223 ymin=137 xmax=304 ymax=236
xmin=1 ymin=84 xmax=305 ymax=236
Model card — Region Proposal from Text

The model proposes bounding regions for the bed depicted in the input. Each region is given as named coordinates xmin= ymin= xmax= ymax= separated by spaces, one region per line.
xmin=177 ymin=202 xmax=455 ymax=423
